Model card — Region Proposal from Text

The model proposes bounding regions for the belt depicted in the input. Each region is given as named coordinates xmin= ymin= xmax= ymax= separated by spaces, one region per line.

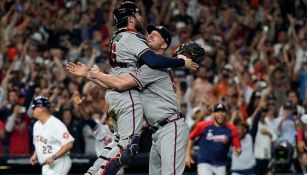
xmin=110 ymin=61 xmax=129 ymax=68
xmin=150 ymin=113 xmax=184 ymax=134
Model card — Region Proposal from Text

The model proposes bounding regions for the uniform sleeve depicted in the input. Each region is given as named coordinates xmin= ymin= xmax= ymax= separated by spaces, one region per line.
xmin=140 ymin=50 xmax=185 ymax=68
xmin=129 ymin=65 xmax=162 ymax=89
xmin=54 ymin=119 xmax=75 ymax=145
xmin=126 ymin=34 xmax=185 ymax=68
xmin=126 ymin=34 xmax=150 ymax=58
xmin=189 ymin=121 xmax=211 ymax=140
xmin=229 ymin=124 xmax=241 ymax=149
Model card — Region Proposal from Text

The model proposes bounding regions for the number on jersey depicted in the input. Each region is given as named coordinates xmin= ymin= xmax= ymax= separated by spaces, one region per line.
xmin=43 ymin=145 xmax=52 ymax=154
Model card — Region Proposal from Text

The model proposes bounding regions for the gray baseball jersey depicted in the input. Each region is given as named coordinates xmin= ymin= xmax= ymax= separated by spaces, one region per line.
xmin=130 ymin=65 xmax=189 ymax=175
xmin=109 ymin=29 xmax=149 ymax=76
xmin=107 ymin=30 xmax=149 ymax=138
xmin=130 ymin=65 xmax=180 ymax=125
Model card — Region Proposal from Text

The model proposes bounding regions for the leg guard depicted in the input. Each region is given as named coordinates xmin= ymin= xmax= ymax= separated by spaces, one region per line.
xmin=101 ymin=135 xmax=140 ymax=175
xmin=119 ymin=135 xmax=140 ymax=165
xmin=86 ymin=135 xmax=120 ymax=175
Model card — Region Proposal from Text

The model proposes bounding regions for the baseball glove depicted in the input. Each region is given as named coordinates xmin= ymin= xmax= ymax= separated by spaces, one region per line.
xmin=176 ymin=41 xmax=206 ymax=64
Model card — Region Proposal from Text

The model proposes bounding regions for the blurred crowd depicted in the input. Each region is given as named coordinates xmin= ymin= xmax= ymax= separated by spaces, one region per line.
xmin=0 ymin=0 xmax=307 ymax=174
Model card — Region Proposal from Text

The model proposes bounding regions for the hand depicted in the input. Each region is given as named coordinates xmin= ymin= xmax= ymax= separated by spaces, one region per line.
xmin=89 ymin=65 xmax=100 ymax=79
xmin=29 ymin=155 xmax=37 ymax=166
xmin=178 ymin=55 xmax=199 ymax=71
xmin=185 ymin=155 xmax=195 ymax=168
xmin=234 ymin=148 xmax=241 ymax=157
xmin=260 ymin=128 xmax=269 ymax=135
xmin=72 ymin=90 xmax=85 ymax=105
xmin=44 ymin=156 xmax=54 ymax=166
xmin=287 ymin=14 xmax=296 ymax=26
xmin=12 ymin=105 xmax=20 ymax=116
xmin=66 ymin=62 xmax=89 ymax=77
xmin=50 ymin=49 xmax=62 ymax=58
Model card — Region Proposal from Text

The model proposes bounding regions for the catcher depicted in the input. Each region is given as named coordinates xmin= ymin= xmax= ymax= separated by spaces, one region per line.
xmin=68 ymin=25 xmax=205 ymax=175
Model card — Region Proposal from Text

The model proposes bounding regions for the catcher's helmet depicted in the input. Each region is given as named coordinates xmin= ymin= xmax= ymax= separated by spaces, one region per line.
xmin=31 ymin=96 xmax=50 ymax=109
xmin=113 ymin=1 xmax=139 ymax=26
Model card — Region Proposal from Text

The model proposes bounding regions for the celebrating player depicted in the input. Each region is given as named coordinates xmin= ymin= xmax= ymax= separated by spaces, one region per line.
xmin=87 ymin=25 xmax=202 ymax=175
xmin=67 ymin=1 xmax=197 ymax=175
xmin=185 ymin=103 xmax=241 ymax=175
xmin=29 ymin=96 xmax=74 ymax=175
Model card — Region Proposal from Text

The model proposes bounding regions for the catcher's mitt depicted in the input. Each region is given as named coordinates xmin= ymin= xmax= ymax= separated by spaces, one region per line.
xmin=176 ymin=41 xmax=206 ymax=64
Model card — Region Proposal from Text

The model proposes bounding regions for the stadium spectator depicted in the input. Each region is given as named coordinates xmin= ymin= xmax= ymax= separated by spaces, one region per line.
xmin=274 ymin=101 xmax=297 ymax=147
xmin=61 ymin=108 xmax=84 ymax=154
xmin=231 ymin=122 xmax=256 ymax=175
xmin=5 ymin=104 xmax=31 ymax=155
xmin=297 ymin=114 xmax=307 ymax=173
xmin=0 ymin=120 xmax=4 ymax=155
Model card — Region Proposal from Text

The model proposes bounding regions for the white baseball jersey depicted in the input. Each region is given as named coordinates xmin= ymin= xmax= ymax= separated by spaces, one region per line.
xmin=33 ymin=115 xmax=74 ymax=164
xmin=93 ymin=124 xmax=113 ymax=157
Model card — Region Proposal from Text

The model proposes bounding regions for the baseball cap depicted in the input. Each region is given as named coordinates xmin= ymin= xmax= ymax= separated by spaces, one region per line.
xmin=31 ymin=96 xmax=50 ymax=109
xmin=147 ymin=25 xmax=172 ymax=48
xmin=213 ymin=103 xmax=227 ymax=112
xmin=283 ymin=101 xmax=294 ymax=110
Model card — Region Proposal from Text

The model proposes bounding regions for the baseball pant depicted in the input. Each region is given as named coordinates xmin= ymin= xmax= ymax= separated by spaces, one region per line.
xmin=149 ymin=118 xmax=189 ymax=175
xmin=87 ymin=89 xmax=143 ymax=174
xmin=197 ymin=163 xmax=226 ymax=175
xmin=42 ymin=156 xmax=71 ymax=175
xmin=105 ymin=89 xmax=143 ymax=159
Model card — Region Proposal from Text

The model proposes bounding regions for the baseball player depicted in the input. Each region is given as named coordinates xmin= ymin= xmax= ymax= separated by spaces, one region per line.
xmin=67 ymin=1 xmax=197 ymax=175
xmin=88 ymin=25 xmax=199 ymax=175
xmin=29 ymin=96 xmax=74 ymax=175
xmin=185 ymin=103 xmax=241 ymax=175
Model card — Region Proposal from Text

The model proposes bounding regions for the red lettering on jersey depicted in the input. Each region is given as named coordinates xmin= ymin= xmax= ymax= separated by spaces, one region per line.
xmin=111 ymin=44 xmax=116 ymax=62
xmin=35 ymin=135 xmax=47 ymax=144
xmin=62 ymin=132 xmax=69 ymax=139
xmin=99 ymin=136 xmax=112 ymax=145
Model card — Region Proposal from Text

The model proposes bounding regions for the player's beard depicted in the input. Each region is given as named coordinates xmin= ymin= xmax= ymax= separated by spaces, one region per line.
xmin=135 ymin=20 xmax=143 ymax=33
